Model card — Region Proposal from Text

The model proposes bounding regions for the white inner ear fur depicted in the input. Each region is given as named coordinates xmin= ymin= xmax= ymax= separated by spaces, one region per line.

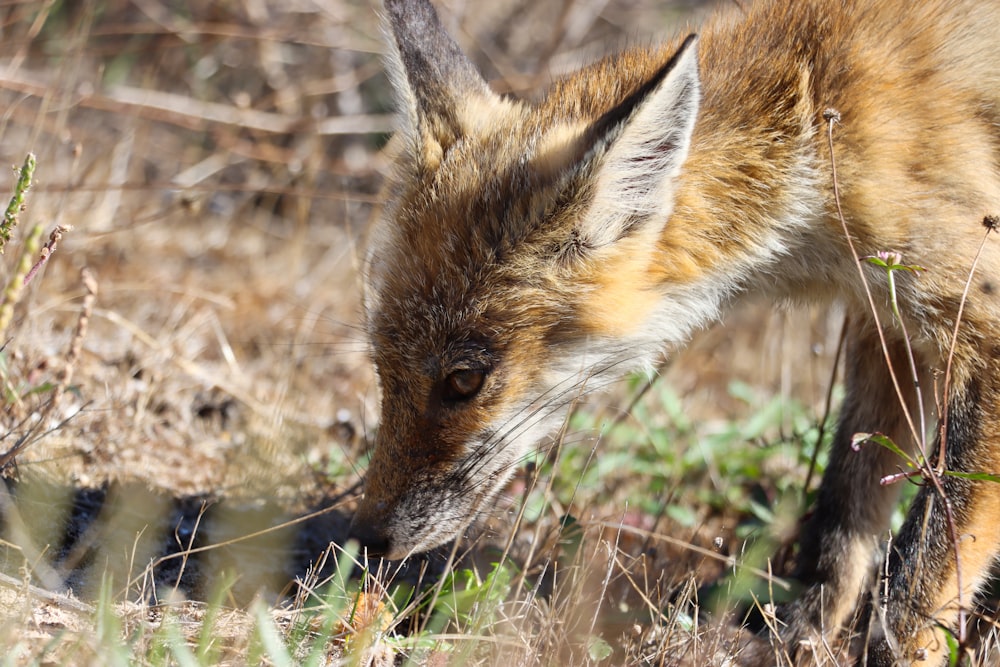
xmin=582 ymin=39 xmax=701 ymax=249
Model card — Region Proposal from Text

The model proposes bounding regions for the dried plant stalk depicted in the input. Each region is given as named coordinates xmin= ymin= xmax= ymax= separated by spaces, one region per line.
xmin=23 ymin=224 xmax=72 ymax=288
xmin=52 ymin=267 xmax=97 ymax=407
xmin=0 ymin=268 xmax=97 ymax=469
xmin=0 ymin=223 xmax=44 ymax=337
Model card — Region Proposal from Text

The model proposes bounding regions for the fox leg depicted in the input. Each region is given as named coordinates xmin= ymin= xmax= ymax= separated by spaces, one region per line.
xmin=774 ymin=317 xmax=1000 ymax=665
xmin=773 ymin=319 xmax=922 ymax=658
xmin=865 ymin=368 xmax=1000 ymax=665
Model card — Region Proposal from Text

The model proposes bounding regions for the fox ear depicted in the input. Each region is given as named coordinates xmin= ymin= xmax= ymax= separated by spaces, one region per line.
xmin=577 ymin=35 xmax=700 ymax=249
xmin=383 ymin=0 xmax=499 ymax=170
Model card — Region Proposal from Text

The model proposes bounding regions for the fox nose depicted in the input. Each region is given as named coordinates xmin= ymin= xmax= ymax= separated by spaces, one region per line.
xmin=348 ymin=511 xmax=392 ymax=559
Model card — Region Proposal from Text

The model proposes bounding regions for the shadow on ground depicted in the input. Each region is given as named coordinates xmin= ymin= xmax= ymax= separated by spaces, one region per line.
xmin=0 ymin=478 xmax=448 ymax=606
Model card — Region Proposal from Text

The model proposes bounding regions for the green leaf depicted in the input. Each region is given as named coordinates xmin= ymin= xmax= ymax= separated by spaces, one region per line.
xmin=21 ymin=381 xmax=55 ymax=398
xmin=587 ymin=635 xmax=613 ymax=661
xmin=851 ymin=432 xmax=911 ymax=463
xmin=942 ymin=470 xmax=1000 ymax=484
xmin=666 ymin=503 xmax=697 ymax=527
xmin=943 ymin=628 xmax=961 ymax=666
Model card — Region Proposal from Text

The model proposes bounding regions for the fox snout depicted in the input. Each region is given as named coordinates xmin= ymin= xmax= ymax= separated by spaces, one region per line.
xmin=349 ymin=437 xmax=489 ymax=559
xmin=348 ymin=478 xmax=482 ymax=560
xmin=347 ymin=499 xmax=394 ymax=559
xmin=349 ymin=454 xmax=424 ymax=560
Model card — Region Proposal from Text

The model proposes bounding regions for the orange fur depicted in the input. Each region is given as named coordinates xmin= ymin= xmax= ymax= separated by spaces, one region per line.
xmin=354 ymin=1 xmax=1000 ymax=664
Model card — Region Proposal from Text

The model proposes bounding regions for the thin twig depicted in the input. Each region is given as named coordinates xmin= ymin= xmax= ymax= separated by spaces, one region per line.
xmin=823 ymin=108 xmax=920 ymax=449
xmin=933 ymin=218 xmax=995 ymax=645
xmin=50 ymin=267 xmax=96 ymax=409
xmin=825 ymin=108 xmax=975 ymax=646
xmin=884 ymin=262 xmax=927 ymax=458
xmin=0 ymin=267 xmax=94 ymax=468
xmin=0 ymin=570 xmax=94 ymax=614
xmin=938 ymin=220 xmax=996 ymax=473
xmin=803 ymin=315 xmax=848 ymax=501
xmin=23 ymin=224 xmax=72 ymax=287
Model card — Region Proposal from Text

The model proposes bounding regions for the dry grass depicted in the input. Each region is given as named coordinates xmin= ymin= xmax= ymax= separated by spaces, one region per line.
xmin=0 ymin=1 xmax=899 ymax=665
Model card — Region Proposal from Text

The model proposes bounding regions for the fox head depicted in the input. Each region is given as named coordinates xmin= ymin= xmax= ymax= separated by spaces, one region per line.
xmin=350 ymin=0 xmax=702 ymax=559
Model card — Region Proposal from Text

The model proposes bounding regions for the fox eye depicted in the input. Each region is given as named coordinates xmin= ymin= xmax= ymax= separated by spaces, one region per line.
xmin=443 ymin=368 xmax=486 ymax=401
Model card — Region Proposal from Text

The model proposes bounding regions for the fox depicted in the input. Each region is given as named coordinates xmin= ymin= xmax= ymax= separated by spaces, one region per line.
xmin=349 ymin=0 xmax=1000 ymax=663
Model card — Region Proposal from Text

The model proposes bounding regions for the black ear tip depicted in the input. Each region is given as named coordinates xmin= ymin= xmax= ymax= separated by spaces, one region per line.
xmin=382 ymin=0 xmax=490 ymax=108
xmin=676 ymin=33 xmax=699 ymax=62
